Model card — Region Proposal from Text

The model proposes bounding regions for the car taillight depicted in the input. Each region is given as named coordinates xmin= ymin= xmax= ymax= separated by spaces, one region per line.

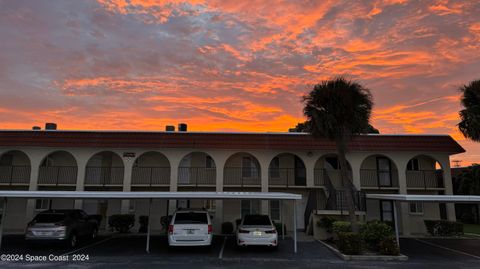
xmin=208 ymin=225 xmax=213 ymax=234
xmin=265 ymin=229 xmax=277 ymax=234
xmin=168 ymin=225 xmax=174 ymax=234
xmin=238 ymin=229 xmax=249 ymax=234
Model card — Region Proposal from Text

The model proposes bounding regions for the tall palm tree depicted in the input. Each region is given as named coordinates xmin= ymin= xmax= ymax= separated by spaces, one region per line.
xmin=459 ymin=79 xmax=480 ymax=142
xmin=456 ymin=165 xmax=480 ymax=195
xmin=303 ymin=77 xmax=373 ymax=231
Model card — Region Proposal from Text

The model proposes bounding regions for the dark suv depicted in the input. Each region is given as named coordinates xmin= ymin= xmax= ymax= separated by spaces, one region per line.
xmin=25 ymin=209 xmax=98 ymax=248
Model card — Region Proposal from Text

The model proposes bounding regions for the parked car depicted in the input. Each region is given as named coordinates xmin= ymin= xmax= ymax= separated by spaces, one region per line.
xmin=236 ymin=214 xmax=278 ymax=248
xmin=168 ymin=209 xmax=212 ymax=247
xmin=25 ymin=209 xmax=98 ymax=248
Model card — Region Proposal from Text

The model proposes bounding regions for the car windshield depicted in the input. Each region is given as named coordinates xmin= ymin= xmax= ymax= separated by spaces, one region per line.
xmin=243 ymin=215 xmax=271 ymax=226
xmin=174 ymin=212 xmax=208 ymax=224
xmin=34 ymin=213 xmax=66 ymax=223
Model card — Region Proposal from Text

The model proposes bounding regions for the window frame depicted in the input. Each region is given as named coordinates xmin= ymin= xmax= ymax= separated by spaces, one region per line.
xmin=409 ymin=202 xmax=424 ymax=215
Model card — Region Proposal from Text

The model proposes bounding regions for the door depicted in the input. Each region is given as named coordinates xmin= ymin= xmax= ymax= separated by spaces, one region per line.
xmin=380 ymin=200 xmax=394 ymax=223
xmin=294 ymin=156 xmax=306 ymax=186
xmin=377 ymin=157 xmax=392 ymax=186
xmin=97 ymin=200 xmax=108 ymax=230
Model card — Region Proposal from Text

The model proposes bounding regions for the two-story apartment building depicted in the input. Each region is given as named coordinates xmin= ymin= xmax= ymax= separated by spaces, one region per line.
xmin=0 ymin=129 xmax=465 ymax=236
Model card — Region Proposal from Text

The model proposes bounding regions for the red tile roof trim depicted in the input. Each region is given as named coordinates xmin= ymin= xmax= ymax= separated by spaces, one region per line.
xmin=0 ymin=131 xmax=465 ymax=154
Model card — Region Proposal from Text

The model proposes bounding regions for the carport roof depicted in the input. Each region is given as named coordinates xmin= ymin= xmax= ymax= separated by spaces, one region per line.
xmin=0 ymin=191 xmax=302 ymax=200
xmin=366 ymin=194 xmax=480 ymax=202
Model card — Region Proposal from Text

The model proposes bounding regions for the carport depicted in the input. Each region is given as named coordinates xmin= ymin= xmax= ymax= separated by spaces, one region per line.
xmin=367 ymin=194 xmax=480 ymax=251
xmin=0 ymin=191 xmax=302 ymax=253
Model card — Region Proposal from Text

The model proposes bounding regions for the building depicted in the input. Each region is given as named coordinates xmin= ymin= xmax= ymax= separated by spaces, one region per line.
xmin=0 ymin=129 xmax=465 ymax=235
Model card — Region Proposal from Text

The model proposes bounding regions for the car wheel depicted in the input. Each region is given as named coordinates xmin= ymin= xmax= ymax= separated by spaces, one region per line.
xmin=91 ymin=227 xmax=98 ymax=239
xmin=69 ymin=234 xmax=78 ymax=248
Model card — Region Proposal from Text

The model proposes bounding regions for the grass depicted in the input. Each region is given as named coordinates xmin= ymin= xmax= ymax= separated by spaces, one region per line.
xmin=464 ymin=223 xmax=480 ymax=235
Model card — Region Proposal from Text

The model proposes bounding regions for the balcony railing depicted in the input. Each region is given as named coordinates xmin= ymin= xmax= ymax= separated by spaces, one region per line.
xmin=178 ymin=167 xmax=216 ymax=186
xmin=406 ymin=170 xmax=444 ymax=189
xmin=132 ymin=167 xmax=170 ymax=186
xmin=38 ymin=166 xmax=78 ymax=185
xmin=85 ymin=166 xmax=124 ymax=186
xmin=314 ymin=169 xmax=326 ymax=186
xmin=0 ymin=165 xmax=31 ymax=184
xmin=224 ymin=167 xmax=261 ymax=187
xmin=360 ymin=169 xmax=399 ymax=189
xmin=269 ymin=168 xmax=306 ymax=187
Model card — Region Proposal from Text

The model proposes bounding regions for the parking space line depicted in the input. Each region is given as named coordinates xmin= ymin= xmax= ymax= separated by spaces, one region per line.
xmin=218 ymin=236 xmax=227 ymax=259
xmin=61 ymin=237 xmax=113 ymax=256
xmin=414 ymin=238 xmax=480 ymax=260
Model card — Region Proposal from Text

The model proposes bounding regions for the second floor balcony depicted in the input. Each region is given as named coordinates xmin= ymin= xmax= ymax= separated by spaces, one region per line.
xmin=360 ymin=169 xmax=399 ymax=189
xmin=38 ymin=166 xmax=77 ymax=186
xmin=178 ymin=167 xmax=216 ymax=186
xmin=85 ymin=166 xmax=124 ymax=186
xmin=131 ymin=166 xmax=170 ymax=186
xmin=0 ymin=165 xmax=30 ymax=185
xmin=406 ymin=169 xmax=444 ymax=189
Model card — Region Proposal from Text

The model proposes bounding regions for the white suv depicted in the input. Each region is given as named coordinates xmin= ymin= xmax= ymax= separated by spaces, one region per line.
xmin=168 ymin=209 xmax=213 ymax=247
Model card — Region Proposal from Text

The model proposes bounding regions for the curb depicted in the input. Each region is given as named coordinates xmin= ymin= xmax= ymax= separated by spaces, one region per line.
xmin=317 ymin=239 xmax=408 ymax=261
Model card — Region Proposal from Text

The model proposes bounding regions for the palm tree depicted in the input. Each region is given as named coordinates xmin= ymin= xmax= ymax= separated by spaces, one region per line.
xmin=303 ymin=77 xmax=373 ymax=231
xmin=456 ymin=165 xmax=480 ymax=195
xmin=459 ymin=79 xmax=480 ymax=142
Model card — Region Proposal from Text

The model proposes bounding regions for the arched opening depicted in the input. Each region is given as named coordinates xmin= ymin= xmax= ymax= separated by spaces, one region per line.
xmin=178 ymin=152 xmax=216 ymax=186
xmin=359 ymin=154 xmax=399 ymax=189
xmin=314 ymin=154 xmax=352 ymax=188
xmin=38 ymin=151 xmax=78 ymax=186
xmin=268 ymin=153 xmax=306 ymax=187
xmin=85 ymin=151 xmax=124 ymax=186
xmin=224 ymin=152 xmax=261 ymax=187
xmin=406 ymin=155 xmax=444 ymax=189
xmin=132 ymin=151 xmax=171 ymax=186
xmin=0 ymin=150 xmax=31 ymax=185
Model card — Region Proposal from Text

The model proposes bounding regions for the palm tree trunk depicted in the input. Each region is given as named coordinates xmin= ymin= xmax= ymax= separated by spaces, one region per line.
xmin=335 ymin=135 xmax=359 ymax=233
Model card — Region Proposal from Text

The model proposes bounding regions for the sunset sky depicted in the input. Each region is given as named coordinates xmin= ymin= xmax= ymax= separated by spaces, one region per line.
xmin=0 ymin=0 xmax=479 ymax=165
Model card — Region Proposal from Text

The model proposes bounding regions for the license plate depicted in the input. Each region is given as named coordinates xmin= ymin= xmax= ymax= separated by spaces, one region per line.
xmin=186 ymin=229 xmax=195 ymax=234
xmin=253 ymin=231 xmax=262 ymax=236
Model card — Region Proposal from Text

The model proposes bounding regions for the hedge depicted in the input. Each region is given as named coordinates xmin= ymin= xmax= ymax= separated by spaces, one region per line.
xmin=336 ymin=232 xmax=363 ymax=255
xmin=424 ymin=220 xmax=464 ymax=236
xmin=108 ymin=214 xmax=135 ymax=233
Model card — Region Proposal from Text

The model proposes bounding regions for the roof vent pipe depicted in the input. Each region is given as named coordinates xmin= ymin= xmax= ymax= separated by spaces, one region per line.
xmin=165 ymin=125 xmax=175 ymax=132
xmin=32 ymin=126 xmax=41 ymax=130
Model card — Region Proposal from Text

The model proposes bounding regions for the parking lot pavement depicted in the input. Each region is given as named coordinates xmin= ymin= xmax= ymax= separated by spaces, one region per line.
xmin=400 ymin=238 xmax=480 ymax=261
xmin=2 ymin=235 xmax=480 ymax=269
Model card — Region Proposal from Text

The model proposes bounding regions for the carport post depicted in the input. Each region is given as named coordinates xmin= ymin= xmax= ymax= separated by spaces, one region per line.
xmin=393 ymin=201 xmax=400 ymax=249
xmin=280 ymin=200 xmax=285 ymax=240
xmin=146 ymin=198 xmax=152 ymax=253
xmin=293 ymin=199 xmax=297 ymax=253
xmin=0 ymin=198 xmax=7 ymax=250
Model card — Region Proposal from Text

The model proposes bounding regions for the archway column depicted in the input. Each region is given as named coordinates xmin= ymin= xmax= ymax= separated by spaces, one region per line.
xmin=25 ymin=152 xmax=43 ymax=225
xmin=437 ymin=156 xmax=456 ymax=221
xmin=74 ymin=156 xmax=88 ymax=209
xmin=120 ymin=159 xmax=134 ymax=214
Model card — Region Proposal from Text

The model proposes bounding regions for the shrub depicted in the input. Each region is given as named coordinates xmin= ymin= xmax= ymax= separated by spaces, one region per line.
xmin=360 ymin=221 xmax=394 ymax=251
xmin=332 ymin=221 xmax=352 ymax=235
xmin=274 ymin=222 xmax=287 ymax=235
xmin=138 ymin=215 xmax=149 ymax=233
xmin=318 ymin=216 xmax=336 ymax=233
xmin=160 ymin=215 xmax=172 ymax=233
xmin=378 ymin=236 xmax=400 ymax=256
xmin=221 ymin=222 xmax=234 ymax=234
xmin=88 ymin=214 xmax=103 ymax=225
xmin=108 ymin=214 xmax=135 ymax=233
xmin=424 ymin=220 xmax=464 ymax=236
xmin=336 ymin=232 xmax=363 ymax=255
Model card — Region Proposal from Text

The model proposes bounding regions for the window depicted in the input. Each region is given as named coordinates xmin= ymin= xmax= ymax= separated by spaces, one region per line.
xmin=243 ymin=215 xmax=271 ymax=225
xmin=380 ymin=201 xmax=394 ymax=222
xmin=241 ymin=200 xmax=260 ymax=218
xmin=409 ymin=202 xmax=423 ymax=214
xmin=205 ymin=156 xmax=215 ymax=168
xmin=325 ymin=157 xmax=339 ymax=169
xmin=203 ymin=200 xmax=216 ymax=211
xmin=174 ymin=212 xmax=208 ymax=224
xmin=270 ymin=200 xmax=280 ymax=221
xmin=407 ymin=158 xmax=419 ymax=171
xmin=269 ymin=157 xmax=280 ymax=178
xmin=242 ymin=157 xmax=256 ymax=178
xmin=0 ymin=154 xmax=13 ymax=166
xmin=35 ymin=199 xmax=50 ymax=211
